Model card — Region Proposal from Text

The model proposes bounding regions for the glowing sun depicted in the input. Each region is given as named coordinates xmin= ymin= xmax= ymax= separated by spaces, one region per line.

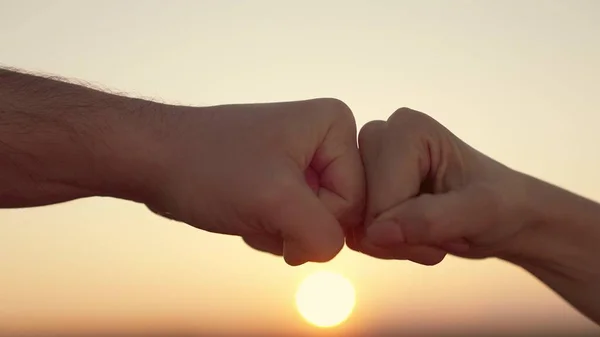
xmin=295 ymin=271 xmax=356 ymax=328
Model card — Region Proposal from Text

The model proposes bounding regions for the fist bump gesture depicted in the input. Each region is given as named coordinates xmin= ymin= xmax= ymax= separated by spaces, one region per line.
xmin=201 ymin=102 xmax=549 ymax=270
xmin=2 ymin=69 xmax=599 ymax=324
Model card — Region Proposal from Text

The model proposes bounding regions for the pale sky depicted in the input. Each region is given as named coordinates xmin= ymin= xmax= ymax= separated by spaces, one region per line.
xmin=1 ymin=1 xmax=600 ymax=336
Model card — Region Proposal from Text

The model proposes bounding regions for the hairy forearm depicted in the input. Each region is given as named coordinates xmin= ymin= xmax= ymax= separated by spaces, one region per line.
xmin=506 ymin=175 xmax=600 ymax=324
xmin=0 ymin=68 xmax=169 ymax=207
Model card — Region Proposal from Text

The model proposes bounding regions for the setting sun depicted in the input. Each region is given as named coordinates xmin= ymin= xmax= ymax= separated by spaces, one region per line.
xmin=295 ymin=271 xmax=356 ymax=328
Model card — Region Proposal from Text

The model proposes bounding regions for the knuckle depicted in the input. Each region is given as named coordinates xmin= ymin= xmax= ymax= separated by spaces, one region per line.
xmin=316 ymin=97 xmax=356 ymax=125
xmin=318 ymin=97 xmax=352 ymax=113
xmin=358 ymin=120 xmax=386 ymax=145
xmin=389 ymin=107 xmax=423 ymax=120
xmin=388 ymin=107 xmax=436 ymax=131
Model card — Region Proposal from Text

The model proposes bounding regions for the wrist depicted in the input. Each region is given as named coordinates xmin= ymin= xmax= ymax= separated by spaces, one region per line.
xmin=0 ymin=95 xmax=176 ymax=207
xmin=501 ymin=173 xmax=600 ymax=283
xmin=82 ymin=98 xmax=182 ymax=205
xmin=499 ymin=174 xmax=600 ymax=324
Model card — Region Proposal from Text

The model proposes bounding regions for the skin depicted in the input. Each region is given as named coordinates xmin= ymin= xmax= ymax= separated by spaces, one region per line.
xmin=350 ymin=108 xmax=600 ymax=325
xmin=0 ymin=68 xmax=365 ymax=266
xmin=1 ymin=68 xmax=599 ymax=325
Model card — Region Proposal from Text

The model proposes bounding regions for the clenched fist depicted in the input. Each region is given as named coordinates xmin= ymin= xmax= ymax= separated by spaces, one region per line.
xmin=350 ymin=108 xmax=536 ymax=264
xmin=145 ymin=99 xmax=365 ymax=266
xmin=349 ymin=107 xmax=600 ymax=324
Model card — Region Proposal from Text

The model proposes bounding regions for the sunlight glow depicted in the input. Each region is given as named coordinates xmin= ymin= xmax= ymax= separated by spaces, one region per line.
xmin=295 ymin=271 xmax=356 ymax=328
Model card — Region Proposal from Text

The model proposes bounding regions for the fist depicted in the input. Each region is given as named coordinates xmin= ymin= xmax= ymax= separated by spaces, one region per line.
xmin=145 ymin=98 xmax=365 ymax=266
xmin=350 ymin=108 xmax=532 ymax=265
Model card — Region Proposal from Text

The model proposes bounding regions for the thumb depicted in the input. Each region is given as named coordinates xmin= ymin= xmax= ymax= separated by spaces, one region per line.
xmin=268 ymin=180 xmax=345 ymax=266
xmin=364 ymin=190 xmax=486 ymax=249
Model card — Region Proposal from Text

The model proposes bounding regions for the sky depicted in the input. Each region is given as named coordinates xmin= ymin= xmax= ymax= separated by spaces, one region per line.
xmin=1 ymin=0 xmax=600 ymax=336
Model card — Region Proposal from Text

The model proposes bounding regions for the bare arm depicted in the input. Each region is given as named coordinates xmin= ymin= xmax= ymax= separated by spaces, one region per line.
xmin=0 ymin=68 xmax=168 ymax=207
xmin=505 ymin=176 xmax=600 ymax=324
xmin=0 ymin=67 xmax=365 ymax=265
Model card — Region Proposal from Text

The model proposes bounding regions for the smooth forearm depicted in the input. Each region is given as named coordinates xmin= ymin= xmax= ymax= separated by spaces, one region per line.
xmin=505 ymin=174 xmax=600 ymax=324
xmin=0 ymin=68 xmax=170 ymax=207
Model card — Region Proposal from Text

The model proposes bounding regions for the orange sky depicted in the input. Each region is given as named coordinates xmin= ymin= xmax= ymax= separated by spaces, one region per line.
xmin=1 ymin=1 xmax=600 ymax=336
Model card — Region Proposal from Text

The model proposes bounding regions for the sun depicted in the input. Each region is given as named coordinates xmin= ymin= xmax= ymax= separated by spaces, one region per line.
xmin=295 ymin=271 xmax=356 ymax=328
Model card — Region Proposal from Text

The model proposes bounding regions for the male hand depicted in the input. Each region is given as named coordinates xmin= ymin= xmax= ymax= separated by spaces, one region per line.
xmin=145 ymin=98 xmax=364 ymax=266
xmin=348 ymin=108 xmax=534 ymax=264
